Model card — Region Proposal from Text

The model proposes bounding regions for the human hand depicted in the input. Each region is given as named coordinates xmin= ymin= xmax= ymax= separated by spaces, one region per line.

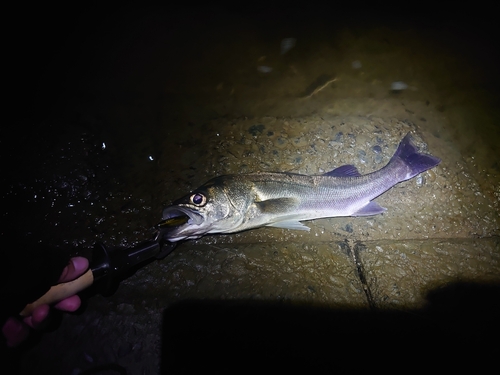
xmin=2 ymin=256 xmax=89 ymax=347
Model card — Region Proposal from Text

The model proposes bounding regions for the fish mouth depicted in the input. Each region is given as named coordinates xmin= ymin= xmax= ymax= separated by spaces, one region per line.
xmin=160 ymin=206 xmax=204 ymax=227
xmin=158 ymin=206 xmax=206 ymax=242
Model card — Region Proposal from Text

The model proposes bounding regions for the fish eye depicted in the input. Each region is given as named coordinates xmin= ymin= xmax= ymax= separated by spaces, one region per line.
xmin=190 ymin=193 xmax=206 ymax=206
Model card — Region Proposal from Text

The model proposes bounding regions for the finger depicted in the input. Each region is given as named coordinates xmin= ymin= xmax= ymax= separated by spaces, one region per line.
xmin=2 ymin=317 xmax=30 ymax=347
xmin=54 ymin=295 xmax=81 ymax=312
xmin=58 ymin=257 xmax=89 ymax=283
xmin=23 ymin=304 xmax=50 ymax=329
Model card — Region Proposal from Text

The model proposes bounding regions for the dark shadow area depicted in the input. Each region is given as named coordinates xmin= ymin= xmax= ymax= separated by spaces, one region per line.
xmin=161 ymin=282 xmax=500 ymax=374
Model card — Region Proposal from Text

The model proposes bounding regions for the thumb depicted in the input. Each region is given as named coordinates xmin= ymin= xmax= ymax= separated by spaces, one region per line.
xmin=58 ymin=257 xmax=89 ymax=283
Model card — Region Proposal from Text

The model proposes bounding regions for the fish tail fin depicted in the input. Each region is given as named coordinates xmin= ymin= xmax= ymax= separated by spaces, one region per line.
xmin=391 ymin=133 xmax=441 ymax=181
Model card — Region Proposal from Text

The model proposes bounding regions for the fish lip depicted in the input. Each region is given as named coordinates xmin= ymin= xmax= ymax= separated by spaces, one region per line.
xmin=162 ymin=206 xmax=204 ymax=226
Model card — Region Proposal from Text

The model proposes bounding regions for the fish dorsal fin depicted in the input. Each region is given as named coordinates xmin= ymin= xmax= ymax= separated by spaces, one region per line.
xmin=324 ymin=165 xmax=362 ymax=177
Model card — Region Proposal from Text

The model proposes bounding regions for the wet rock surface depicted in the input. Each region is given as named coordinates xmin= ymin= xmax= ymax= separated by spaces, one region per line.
xmin=7 ymin=5 xmax=500 ymax=375
xmin=13 ymin=111 xmax=500 ymax=374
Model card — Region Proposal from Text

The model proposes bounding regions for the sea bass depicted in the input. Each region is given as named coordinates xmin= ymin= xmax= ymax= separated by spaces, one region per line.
xmin=161 ymin=133 xmax=440 ymax=242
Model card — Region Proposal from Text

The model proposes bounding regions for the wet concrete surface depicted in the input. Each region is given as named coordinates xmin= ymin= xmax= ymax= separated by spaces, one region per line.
xmin=5 ymin=4 xmax=500 ymax=374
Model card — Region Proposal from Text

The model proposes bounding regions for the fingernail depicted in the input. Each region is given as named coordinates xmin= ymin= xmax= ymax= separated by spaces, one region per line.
xmin=71 ymin=256 xmax=89 ymax=272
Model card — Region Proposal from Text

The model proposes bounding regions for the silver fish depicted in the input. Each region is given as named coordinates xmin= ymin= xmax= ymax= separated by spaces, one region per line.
xmin=161 ymin=133 xmax=440 ymax=242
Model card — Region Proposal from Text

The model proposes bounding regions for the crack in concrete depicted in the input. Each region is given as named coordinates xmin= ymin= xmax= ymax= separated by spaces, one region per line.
xmin=345 ymin=239 xmax=376 ymax=310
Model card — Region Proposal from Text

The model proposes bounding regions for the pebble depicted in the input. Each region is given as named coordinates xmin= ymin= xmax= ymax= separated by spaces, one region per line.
xmin=416 ymin=175 xmax=425 ymax=187
xmin=275 ymin=137 xmax=288 ymax=149
xmin=351 ymin=60 xmax=362 ymax=69
xmin=391 ymin=81 xmax=408 ymax=91
xmin=344 ymin=223 xmax=353 ymax=233
xmin=292 ymin=137 xmax=308 ymax=147
xmin=248 ymin=124 xmax=265 ymax=136
xmin=426 ymin=169 xmax=436 ymax=182
xmin=257 ymin=66 xmax=273 ymax=73
xmin=280 ymin=38 xmax=296 ymax=55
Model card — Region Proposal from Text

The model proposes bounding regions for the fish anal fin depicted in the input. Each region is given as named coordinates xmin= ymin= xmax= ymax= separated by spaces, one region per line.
xmin=266 ymin=220 xmax=311 ymax=231
xmin=352 ymin=201 xmax=386 ymax=216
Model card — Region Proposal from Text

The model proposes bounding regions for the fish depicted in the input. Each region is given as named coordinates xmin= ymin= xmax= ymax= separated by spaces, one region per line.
xmin=161 ymin=133 xmax=440 ymax=242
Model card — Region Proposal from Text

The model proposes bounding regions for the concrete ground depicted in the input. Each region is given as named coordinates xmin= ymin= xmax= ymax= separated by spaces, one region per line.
xmin=7 ymin=5 xmax=500 ymax=374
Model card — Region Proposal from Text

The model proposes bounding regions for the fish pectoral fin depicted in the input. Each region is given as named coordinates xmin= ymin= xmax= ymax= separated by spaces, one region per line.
xmin=352 ymin=201 xmax=387 ymax=216
xmin=266 ymin=220 xmax=311 ymax=231
xmin=255 ymin=198 xmax=308 ymax=231
xmin=255 ymin=198 xmax=299 ymax=214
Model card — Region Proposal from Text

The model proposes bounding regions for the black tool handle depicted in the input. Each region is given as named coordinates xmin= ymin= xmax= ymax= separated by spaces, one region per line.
xmin=19 ymin=238 xmax=178 ymax=316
